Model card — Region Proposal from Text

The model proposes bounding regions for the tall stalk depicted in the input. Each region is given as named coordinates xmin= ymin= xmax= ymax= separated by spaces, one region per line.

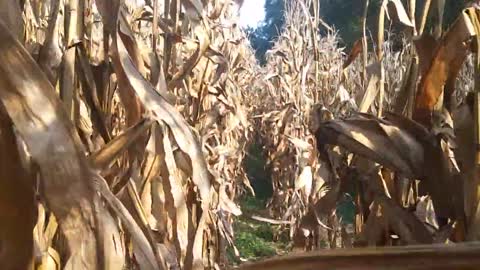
xmin=362 ymin=0 xmax=370 ymax=89
xmin=377 ymin=0 xmax=386 ymax=117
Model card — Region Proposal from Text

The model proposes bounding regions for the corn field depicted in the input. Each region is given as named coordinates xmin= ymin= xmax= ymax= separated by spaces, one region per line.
xmin=1 ymin=0 xmax=480 ymax=269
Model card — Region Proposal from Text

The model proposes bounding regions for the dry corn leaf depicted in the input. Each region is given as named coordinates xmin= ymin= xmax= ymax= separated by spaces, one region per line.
xmin=414 ymin=34 xmax=438 ymax=76
xmin=374 ymin=195 xmax=433 ymax=244
xmin=113 ymin=10 xmax=212 ymax=204
xmin=76 ymin=46 xmax=111 ymax=143
xmin=0 ymin=0 xmax=24 ymax=41
xmin=93 ymin=172 xmax=161 ymax=270
xmin=37 ymin=0 xmax=63 ymax=84
xmin=359 ymin=63 xmax=381 ymax=113
xmin=37 ymin=247 xmax=61 ymax=270
xmin=161 ymin=124 xmax=191 ymax=267
xmin=385 ymin=0 xmax=415 ymax=28
xmin=295 ymin=166 xmax=313 ymax=195
xmin=316 ymin=115 xmax=419 ymax=178
xmin=0 ymin=19 xmax=102 ymax=269
xmin=414 ymin=10 xmax=475 ymax=126
xmin=359 ymin=113 xmax=424 ymax=174
xmin=343 ymin=39 xmax=363 ymax=69
xmin=0 ymin=104 xmax=35 ymax=270
xmin=90 ymin=119 xmax=153 ymax=170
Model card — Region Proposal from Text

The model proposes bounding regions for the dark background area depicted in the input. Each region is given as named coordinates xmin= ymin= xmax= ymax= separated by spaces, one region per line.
xmin=246 ymin=0 xmax=467 ymax=64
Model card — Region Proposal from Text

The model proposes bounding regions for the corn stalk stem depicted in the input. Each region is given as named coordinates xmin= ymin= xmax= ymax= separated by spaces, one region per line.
xmin=377 ymin=0 xmax=387 ymax=117
xmin=362 ymin=0 xmax=369 ymax=89
xmin=475 ymin=44 xmax=480 ymax=165
xmin=407 ymin=0 xmax=419 ymax=118
xmin=434 ymin=0 xmax=446 ymax=39
xmin=153 ymin=0 xmax=159 ymax=54
xmin=409 ymin=0 xmax=417 ymax=36
xmin=163 ymin=0 xmax=171 ymax=73
xmin=419 ymin=0 xmax=432 ymax=35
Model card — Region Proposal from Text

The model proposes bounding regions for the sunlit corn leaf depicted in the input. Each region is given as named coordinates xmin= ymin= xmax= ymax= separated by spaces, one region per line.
xmin=359 ymin=63 xmax=381 ymax=113
xmin=113 ymin=10 xmax=212 ymax=204
xmin=0 ymin=19 xmax=102 ymax=269
xmin=385 ymin=0 xmax=415 ymax=28
xmin=316 ymin=114 xmax=421 ymax=178
xmin=92 ymin=173 xmax=161 ymax=270
xmin=160 ymin=123 xmax=192 ymax=267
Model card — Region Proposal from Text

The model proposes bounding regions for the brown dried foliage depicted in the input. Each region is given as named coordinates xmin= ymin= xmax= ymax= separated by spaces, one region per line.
xmin=2 ymin=0 xmax=480 ymax=270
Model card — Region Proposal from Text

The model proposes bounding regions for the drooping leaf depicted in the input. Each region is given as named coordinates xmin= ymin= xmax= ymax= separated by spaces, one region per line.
xmin=90 ymin=119 xmax=153 ymax=170
xmin=0 ymin=104 xmax=35 ymax=270
xmin=316 ymin=114 xmax=421 ymax=178
xmin=160 ymin=123 xmax=191 ymax=266
xmin=414 ymin=10 xmax=475 ymax=126
xmin=0 ymin=19 xmax=100 ymax=269
xmin=374 ymin=194 xmax=433 ymax=244
xmin=93 ymin=173 xmax=162 ymax=270
xmin=37 ymin=0 xmax=62 ymax=84
xmin=112 ymin=10 xmax=212 ymax=204
xmin=414 ymin=34 xmax=439 ymax=76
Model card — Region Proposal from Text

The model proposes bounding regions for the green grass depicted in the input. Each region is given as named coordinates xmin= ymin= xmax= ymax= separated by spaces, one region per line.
xmin=234 ymin=219 xmax=277 ymax=258
xmin=230 ymin=143 xmax=290 ymax=264
xmin=228 ymin=196 xmax=290 ymax=265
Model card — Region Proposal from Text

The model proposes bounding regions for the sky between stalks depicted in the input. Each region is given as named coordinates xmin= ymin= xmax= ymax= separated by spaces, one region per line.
xmin=239 ymin=0 xmax=266 ymax=28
